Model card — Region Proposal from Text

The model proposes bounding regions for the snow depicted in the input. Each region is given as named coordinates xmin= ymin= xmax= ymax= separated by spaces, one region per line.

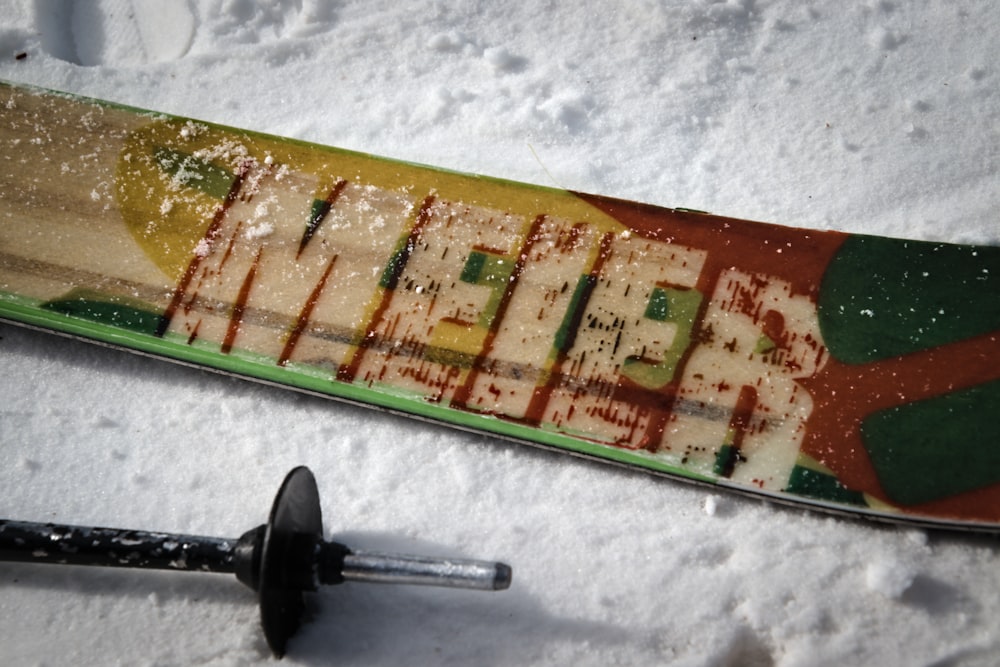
xmin=1 ymin=1 xmax=999 ymax=665
xmin=865 ymin=558 xmax=917 ymax=600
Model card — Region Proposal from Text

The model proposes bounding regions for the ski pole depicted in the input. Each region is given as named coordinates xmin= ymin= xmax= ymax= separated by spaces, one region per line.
xmin=0 ymin=466 xmax=511 ymax=656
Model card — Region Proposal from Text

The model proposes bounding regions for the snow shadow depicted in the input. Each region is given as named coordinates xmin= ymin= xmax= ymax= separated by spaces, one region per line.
xmin=294 ymin=578 xmax=632 ymax=665
xmin=0 ymin=534 xmax=632 ymax=664
xmin=284 ymin=529 xmax=634 ymax=664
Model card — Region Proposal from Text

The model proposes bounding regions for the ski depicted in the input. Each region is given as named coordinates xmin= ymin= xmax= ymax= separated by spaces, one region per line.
xmin=2 ymin=80 xmax=998 ymax=531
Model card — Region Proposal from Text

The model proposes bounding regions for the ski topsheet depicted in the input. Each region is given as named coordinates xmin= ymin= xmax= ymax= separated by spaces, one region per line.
xmin=2 ymin=81 xmax=999 ymax=530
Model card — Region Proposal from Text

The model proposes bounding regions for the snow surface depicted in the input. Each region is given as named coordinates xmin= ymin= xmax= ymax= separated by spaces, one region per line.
xmin=1 ymin=1 xmax=998 ymax=665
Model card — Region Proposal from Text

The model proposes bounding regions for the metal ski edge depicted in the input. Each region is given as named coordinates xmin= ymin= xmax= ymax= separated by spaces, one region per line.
xmin=4 ymin=302 xmax=1000 ymax=536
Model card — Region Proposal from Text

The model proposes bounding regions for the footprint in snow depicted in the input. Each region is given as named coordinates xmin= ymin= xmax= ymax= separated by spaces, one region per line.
xmin=34 ymin=0 xmax=338 ymax=66
xmin=34 ymin=0 xmax=196 ymax=66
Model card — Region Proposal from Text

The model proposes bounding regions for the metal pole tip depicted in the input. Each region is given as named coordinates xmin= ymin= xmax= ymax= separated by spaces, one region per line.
xmin=493 ymin=562 xmax=513 ymax=590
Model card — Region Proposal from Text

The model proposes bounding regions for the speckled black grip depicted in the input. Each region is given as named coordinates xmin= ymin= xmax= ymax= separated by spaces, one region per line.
xmin=0 ymin=519 xmax=238 ymax=573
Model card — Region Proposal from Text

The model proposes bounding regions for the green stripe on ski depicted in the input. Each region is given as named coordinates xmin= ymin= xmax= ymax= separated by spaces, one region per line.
xmin=41 ymin=288 xmax=167 ymax=335
xmin=0 ymin=290 xmax=713 ymax=484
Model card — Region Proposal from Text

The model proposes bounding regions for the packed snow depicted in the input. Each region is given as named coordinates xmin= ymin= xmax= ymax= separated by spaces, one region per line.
xmin=1 ymin=1 xmax=999 ymax=665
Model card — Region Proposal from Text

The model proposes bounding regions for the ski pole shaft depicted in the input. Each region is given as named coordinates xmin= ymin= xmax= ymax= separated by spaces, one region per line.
xmin=0 ymin=519 xmax=238 ymax=573
xmin=0 ymin=467 xmax=512 ymax=657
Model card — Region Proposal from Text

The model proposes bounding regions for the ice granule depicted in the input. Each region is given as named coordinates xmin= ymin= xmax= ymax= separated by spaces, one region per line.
xmin=245 ymin=222 xmax=275 ymax=239
xmin=193 ymin=239 xmax=212 ymax=257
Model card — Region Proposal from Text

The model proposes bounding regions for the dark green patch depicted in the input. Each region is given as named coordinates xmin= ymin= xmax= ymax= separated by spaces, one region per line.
xmin=644 ymin=287 xmax=670 ymax=321
xmin=785 ymin=466 xmax=867 ymax=506
xmin=818 ymin=235 xmax=1000 ymax=364
xmin=553 ymin=275 xmax=595 ymax=354
xmin=41 ymin=289 xmax=166 ymax=336
xmin=153 ymin=147 xmax=235 ymax=200
xmin=713 ymin=444 xmax=737 ymax=477
xmin=379 ymin=247 xmax=408 ymax=289
xmin=861 ymin=379 xmax=1000 ymax=506
xmin=300 ymin=198 xmax=331 ymax=253
xmin=459 ymin=251 xmax=486 ymax=284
